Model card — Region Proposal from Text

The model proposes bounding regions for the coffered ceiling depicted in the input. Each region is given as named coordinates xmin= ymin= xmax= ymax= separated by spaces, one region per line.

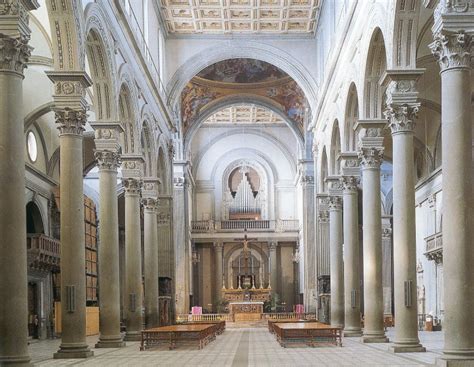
xmin=203 ymin=104 xmax=284 ymax=124
xmin=159 ymin=0 xmax=320 ymax=35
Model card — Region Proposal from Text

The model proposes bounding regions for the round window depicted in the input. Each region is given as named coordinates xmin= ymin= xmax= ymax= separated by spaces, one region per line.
xmin=27 ymin=131 xmax=38 ymax=162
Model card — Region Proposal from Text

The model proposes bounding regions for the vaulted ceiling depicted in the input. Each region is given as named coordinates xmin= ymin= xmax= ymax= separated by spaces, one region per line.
xmin=181 ymin=58 xmax=309 ymax=134
xmin=159 ymin=0 xmax=321 ymax=35
xmin=204 ymin=104 xmax=284 ymax=125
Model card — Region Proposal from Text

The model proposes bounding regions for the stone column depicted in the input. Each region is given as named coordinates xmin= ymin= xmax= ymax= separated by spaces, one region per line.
xmin=356 ymin=120 xmax=388 ymax=343
xmin=316 ymin=195 xmax=330 ymax=323
xmin=269 ymin=241 xmax=278 ymax=294
xmin=214 ymin=241 xmax=223 ymax=306
xmin=430 ymin=7 xmax=474 ymax=364
xmin=142 ymin=191 xmax=159 ymax=329
xmin=173 ymin=167 xmax=190 ymax=315
xmin=122 ymin=156 xmax=144 ymax=341
xmin=384 ymin=70 xmax=425 ymax=353
xmin=327 ymin=184 xmax=344 ymax=328
xmin=381 ymin=220 xmax=393 ymax=317
xmin=46 ymin=70 xmax=94 ymax=358
xmin=339 ymin=153 xmax=362 ymax=337
xmin=0 ymin=2 xmax=38 ymax=364
xmin=93 ymin=122 xmax=125 ymax=348
xmin=300 ymin=160 xmax=316 ymax=312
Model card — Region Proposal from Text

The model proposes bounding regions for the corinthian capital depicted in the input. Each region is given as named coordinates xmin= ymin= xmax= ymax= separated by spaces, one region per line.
xmin=384 ymin=104 xmax=419 ymax=134
xmin=94 ymin=150 xmax=121 ymax=172
xmin=340 ymin=176 xmax=359 ymax=193
xmin=122 ymin=178 xmax=142 ymax=196
xmin=430 ymin=31 xmax=472 ymax=70
xmin=359 ymin=147 xmax=384 ymax=169
xmin=142 ymin=197 xmax=158 ymax=212
xmin=382 ymin=70 xmax=424 ymax=134
xmin=0 ymin=34 xmax=31 ymax=76
xmin=328 ymin=196 xmax=342 ymax=211
xmin=54 ymin=108 xmax=87 ymax=136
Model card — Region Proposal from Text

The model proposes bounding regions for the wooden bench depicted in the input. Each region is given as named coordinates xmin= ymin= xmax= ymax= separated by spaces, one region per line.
xmin=180 ymin=320 xmax=226 ymax=335
xmin=140 ymin=324 xmax=219 ymax=351
xmin=273 ymin=322 xmax=342 ymax=348
xmin=267 ymin=318 xmax=318 ymax=333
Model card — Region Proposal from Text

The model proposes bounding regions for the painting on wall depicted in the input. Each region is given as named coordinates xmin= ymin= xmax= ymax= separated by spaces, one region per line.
xmin=267 ymin=80 xmax=308 ymax=126
xmin=197 ymin=58 xmax=287 ymax=84
xmin=181 ymin=58 xmax=310 ymax=132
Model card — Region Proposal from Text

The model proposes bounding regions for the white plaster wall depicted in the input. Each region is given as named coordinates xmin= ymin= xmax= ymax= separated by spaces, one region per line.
xmin=191 ymin=126 xmax=298 ymax=221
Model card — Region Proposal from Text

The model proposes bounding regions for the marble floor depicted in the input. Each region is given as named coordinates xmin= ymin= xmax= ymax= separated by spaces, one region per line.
xmin=30 ymin=327 xmax=444 ymax=366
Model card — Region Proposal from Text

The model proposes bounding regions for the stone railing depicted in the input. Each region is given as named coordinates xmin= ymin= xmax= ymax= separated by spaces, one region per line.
xmin=262 ymin=312 xmax=317 ymax=320
xmin=424 ymin=232 xmax=443 ymax=263
xmin=191 ymin=219 xmax=299 ymax=233
xmin=176 ymin=312 xmax=316 ymax=323
xmin=176 ymin=313 xmax=235 ymax=323
xmin=27 ymin=234 xmax=61 ymax=271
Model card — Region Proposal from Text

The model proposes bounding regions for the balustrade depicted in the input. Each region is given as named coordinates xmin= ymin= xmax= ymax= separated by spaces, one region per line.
xmin=27 ymin=234 xmax=61 ymax=270
xmin=424 ymin=232 xmax=443 ymax=263
xmin=191 ymin=219 xmax=299 ymax=232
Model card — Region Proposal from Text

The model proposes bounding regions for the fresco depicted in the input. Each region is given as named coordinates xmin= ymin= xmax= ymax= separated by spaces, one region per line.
xmin=181 ymin=83 xmax=221 ymax=130
xmin=181 ymin=59 xmax=310 ymax=132
xmin=197 ymin=58 xmax=287 ymax=83
xmin=266 ymin=80 xmax=307 ymax=126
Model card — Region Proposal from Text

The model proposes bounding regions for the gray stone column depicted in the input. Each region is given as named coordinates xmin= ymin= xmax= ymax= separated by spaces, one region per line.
xmin=327 ymin=188 xmax=344 ymax=328
xmin=316 ymin=195 xmax=330 ymax=323
xmin=93 ymin=125 xmax=125 ymax=348
xmin=356 ymin=120 xmax=388 ymax=343
xmin=340 ymin=153 xmax=362 ymax=337
xmin=122 ymin=156 xmax=144 ymax=341
xmin=142 ymin=192 xmax=159 ymax=329
xmin=0 ymin=2 xmax=38 ymax=364
xmin=300 ymin=160 xmax=316 ymax=312
xmin=384 ymin=70 xmax=425 ymax=353
xmin=173 ymin=168 xmax=190 ymax=315
xmin=214 ymin=241 xmax=223 ymax=305
xmin=269 ymin=241 xmax=278 ymax=294
xmin=381 ymin=220 xmax=393 ymax=317
xmin=430 ymin=7 xmax=474 ymax=364
xmin=46 ymin=71 xmax=94 ymax=358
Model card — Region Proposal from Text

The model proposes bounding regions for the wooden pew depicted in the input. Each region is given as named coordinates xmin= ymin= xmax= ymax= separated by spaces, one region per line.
xmin=267 ymin=318 xmax=318 ymax=333
xmin=140 ymin=324 xmax=219 ymax=351
xmin=272 ymin=322 xmax=342 ymax=348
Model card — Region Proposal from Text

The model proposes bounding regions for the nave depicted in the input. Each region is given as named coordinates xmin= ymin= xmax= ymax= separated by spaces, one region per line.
xmin=30 ymin=326 xmax=443 ymax=367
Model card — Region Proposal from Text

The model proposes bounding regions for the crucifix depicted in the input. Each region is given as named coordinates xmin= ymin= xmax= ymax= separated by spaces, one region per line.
xmin=234 ymin=228 xmax=258 ymax=289
xmin=234 ymin=228 xmax=258 ymax=260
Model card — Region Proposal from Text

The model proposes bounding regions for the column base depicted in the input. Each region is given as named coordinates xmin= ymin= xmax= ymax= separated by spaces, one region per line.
xmin=124 ymin=332 xmax=141 ymax=342
xmin=95 ymin=335 xmax=126 ymax=348
xmin=0 ymin=355 xmax=32 ymax=366
xmin=436 ymin=351 xmax=474 ymax=367
xmin=390 ymin=344 xmax=426 ymax=353
xmin=54 ymin=343 xmax=93 ymax=359
xmin=436 ymin=358 xmax=474 ymax=367
xmin=361 ymin=334 xmax=389 ymax=343
xmin=344 ymin=328 xmax=363 ymax=337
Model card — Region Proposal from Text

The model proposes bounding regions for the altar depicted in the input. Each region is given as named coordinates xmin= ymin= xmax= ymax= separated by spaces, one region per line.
xmin=229 ymin=301 xmax=264 ymax=322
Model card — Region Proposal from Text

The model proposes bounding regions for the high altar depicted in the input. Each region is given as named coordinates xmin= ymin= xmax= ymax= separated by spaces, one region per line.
xmin=221 ymin=232 xmax=272 ymax=320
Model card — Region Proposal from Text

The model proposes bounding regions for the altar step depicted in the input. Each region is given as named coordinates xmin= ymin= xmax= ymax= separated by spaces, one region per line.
xmin=226 ymin=320 xmax=267 ymax=328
